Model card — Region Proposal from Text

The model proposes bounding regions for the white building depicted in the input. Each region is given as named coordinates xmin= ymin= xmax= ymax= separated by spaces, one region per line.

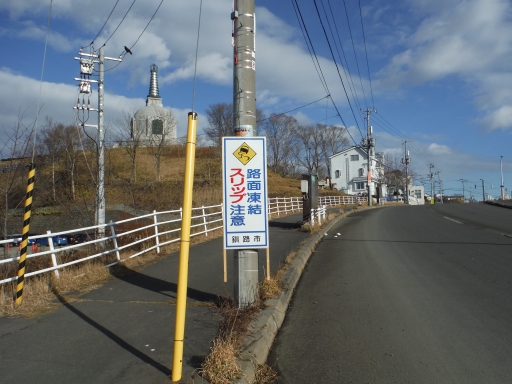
xmin=408 ymin=185 xmax=425 ymax=205
xmin=329 ymin=146 xmax=387 ymax=199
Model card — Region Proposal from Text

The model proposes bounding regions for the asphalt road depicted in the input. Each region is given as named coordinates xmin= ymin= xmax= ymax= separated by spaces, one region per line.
xmin=268 ymin=203 xmax=512 ymax=383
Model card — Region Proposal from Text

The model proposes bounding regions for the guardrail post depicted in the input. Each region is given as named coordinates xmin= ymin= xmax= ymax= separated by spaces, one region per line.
xmin=47 ymin=230 xmax=60 ymax=279
xmin=153 ymin=210 xmax=160 ymax=253
xmin=202 ymin=206 xmax=208 ymax=237
xmin=109 ymin=221 xmax=121 ymax=260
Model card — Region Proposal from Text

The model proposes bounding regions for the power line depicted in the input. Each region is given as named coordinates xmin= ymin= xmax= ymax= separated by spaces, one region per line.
xmin=323 ymin=0 xmax=366 ymax=128
xmin=82 ymin=0 xmax=121 ymax=49
xmin=101 ymin=0 xmax=138 ymax=47
xmin=290 ymin=0 xmax=329 ymax=94
xmin=341 ymin=0 xmax=368 ymax=108
xmin=358 ymin=0 xmax=375 ymax=109
xmin=290 ymin=0 xmax=359 ymax=147
xmin=257 ymin=95 xmax=330 ymax=123
xmin=313 ymin=0 xmax=364 ymax=140
xmin=32 ymin=0 xmax=54 ymax=162
xmin=128 ymin=0 xmax=164 ymax=50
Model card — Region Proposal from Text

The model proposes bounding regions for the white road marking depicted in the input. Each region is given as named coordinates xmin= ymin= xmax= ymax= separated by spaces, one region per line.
xmin=444 ymin=216 xmax=462 ymax=224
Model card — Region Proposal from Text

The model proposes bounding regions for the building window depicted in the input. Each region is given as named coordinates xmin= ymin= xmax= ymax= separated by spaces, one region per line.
xmin=355 ymin=182 xmax=365 ymax=190
xmin=335 ymin=170 xmax=340 ymax=178
xmin=350 ymin=154 xmax=359 ymax=161
xmin=414 ymin=190 xmax=422 ymax=199
xmin=152 ymin=119 xmax=163 ymax=135
xmin=358 ymin=168 xmax=364 ymax=177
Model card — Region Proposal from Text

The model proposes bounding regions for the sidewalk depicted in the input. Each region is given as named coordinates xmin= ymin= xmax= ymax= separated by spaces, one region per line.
xmin=0 ymin=210 xmax=348 ymax=384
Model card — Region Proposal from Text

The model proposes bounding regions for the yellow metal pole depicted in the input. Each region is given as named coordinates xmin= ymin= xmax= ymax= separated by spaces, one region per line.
xmin=223 ymin=247 xmax=227 ymax=282
xmin=171 ymin=112 xmax=197 ymax=382
xmin=15 ymin=163 xmax=36 ymax=306
xmin=266 ymin=247 xmax=270 ymax=280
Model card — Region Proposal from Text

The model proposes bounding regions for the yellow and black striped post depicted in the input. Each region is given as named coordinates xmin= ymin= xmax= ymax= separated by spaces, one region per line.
xmin=15 ymin=163 xmax=36 ymax=306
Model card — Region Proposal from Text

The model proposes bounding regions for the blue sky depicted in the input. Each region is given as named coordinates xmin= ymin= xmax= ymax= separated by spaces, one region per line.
xmin=1 ymin=0 xmax=511 ymax=199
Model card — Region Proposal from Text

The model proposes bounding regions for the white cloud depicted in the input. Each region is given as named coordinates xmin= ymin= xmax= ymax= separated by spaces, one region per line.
xmin=374 ymin=0 xmax=512 ymax=130
xmin=427 ymin=143 xmax=451 ymax=156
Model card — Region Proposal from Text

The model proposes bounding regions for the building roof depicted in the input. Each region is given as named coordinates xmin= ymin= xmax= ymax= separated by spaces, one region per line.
xmin=329 ymin=146 xmax=368 ymax=159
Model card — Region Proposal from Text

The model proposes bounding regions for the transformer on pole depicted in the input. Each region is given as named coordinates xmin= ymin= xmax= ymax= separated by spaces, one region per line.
xmin=73 ymin=48 xmax=122 ymax=239
xmin=361 ymin=109 xmax=376 ymax=206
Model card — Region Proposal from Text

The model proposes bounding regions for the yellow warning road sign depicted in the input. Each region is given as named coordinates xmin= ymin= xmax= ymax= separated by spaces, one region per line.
xmin=233 ymin=142 xmax=256 ymax=165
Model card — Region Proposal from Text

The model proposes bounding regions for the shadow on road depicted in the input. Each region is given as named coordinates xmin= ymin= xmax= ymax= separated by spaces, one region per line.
xmin=268 ymin=221 xmax=303 ymax=229
xmin=53 ymin=291 xmax=172 ymax=377
xmin=109 ymin=264 xmax=221 ymax=304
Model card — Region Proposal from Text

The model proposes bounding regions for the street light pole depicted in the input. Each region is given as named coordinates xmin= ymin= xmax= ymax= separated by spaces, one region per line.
xmin=500 ymin=155 xmax=505 ymax=200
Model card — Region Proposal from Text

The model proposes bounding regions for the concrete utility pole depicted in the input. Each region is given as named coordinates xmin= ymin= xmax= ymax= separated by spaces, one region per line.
xmin=435 ymin=171 xmax=443 ymax=204
xmin=361 ymin=108 xmax=376 ymax=206
xmin=402 ymin=140 xmax=411 ymax=203
xmin=232 ymin=0 xmax=258 ymax=308
xmin=74 ymin=47 xmax=121 ymax=239
xmin=480 ymin=179 xmax=486 ymax=202
xmin=429 ymin=163 xmax=435 ymax=202
xmin=500 ymin=155 xmax=505 ymax=200
xmin=459 ymin=179 xmax=467 ymax=203
xmin=233 ymin=0 xmax=256 ymax=136
xmin=97 ymin=47 xmax=105 ymax=239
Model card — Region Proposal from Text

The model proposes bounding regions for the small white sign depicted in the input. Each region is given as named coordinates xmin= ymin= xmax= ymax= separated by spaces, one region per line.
xmin=222 ymin=137 xmax=268 ymax=249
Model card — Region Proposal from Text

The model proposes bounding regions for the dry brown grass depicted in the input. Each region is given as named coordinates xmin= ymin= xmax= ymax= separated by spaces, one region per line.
xmin=201 ymin=297 xmax=260 ymax=383
xmin=259 ymin=276 xmax=282 ymax=301
xmin=201 ymin=338 xmax=242 ymax=384
xmin=254 ymin=363 xmax=279 ymax=384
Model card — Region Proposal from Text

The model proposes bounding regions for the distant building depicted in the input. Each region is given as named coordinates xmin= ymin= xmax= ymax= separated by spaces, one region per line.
xmin=131 ymin=64 xmax=177 ymax=146
xmin=329 ymin=146 xmax=387 ymax=200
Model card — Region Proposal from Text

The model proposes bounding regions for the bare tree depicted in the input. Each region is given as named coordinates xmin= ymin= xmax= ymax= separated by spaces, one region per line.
xmin=262 ymin=113 xmax=297 ymax=176
xmin=317 ymin=124 xmax=350 ymax=181
xmin=204 ymin=103 xmax=233 ymax=147
xmin=39 ymin=119 xmax=84 ymax=201
xmin=114 ymin=110 xmax=143 ymax=182
xmin=291 ymin=124 xmax=325 ymax=176
xmin=204 ymin=102 xmax=265 ymax=147
xmin=0 ymin=110 xmax=34 ymax=251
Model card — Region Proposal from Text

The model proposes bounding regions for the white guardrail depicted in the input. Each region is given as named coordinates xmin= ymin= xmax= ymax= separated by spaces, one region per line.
xmin=0 ymin=195 xmax=371 ymax=285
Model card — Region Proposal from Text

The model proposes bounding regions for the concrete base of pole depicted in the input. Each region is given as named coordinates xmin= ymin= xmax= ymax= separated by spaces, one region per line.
xmin=235 ymin=250 xmax=259 ymax=309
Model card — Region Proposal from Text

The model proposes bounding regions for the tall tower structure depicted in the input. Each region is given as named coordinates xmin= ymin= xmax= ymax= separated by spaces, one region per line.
xmin=132 ymin=64 xmax=177 ymax=145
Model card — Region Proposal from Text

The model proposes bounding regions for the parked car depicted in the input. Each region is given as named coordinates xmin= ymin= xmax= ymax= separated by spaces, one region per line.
xmin=54 ymin=235 xmax=69 ymax=246
xmin=68 ymin=233 xmax=93 ymax=244
xmin=35 ymin=237 xmax=55 ymax=247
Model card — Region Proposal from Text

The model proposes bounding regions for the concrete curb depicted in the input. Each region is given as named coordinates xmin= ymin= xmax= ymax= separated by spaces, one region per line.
xmin=485 ymin=200 xmax=512 ymax=209
xmin=233 ymin=206 xmax=377 ymax=383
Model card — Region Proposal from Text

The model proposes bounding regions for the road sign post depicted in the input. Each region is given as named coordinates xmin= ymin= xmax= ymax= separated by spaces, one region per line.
xmin=222 ymin=137 xmax=268 ymax=308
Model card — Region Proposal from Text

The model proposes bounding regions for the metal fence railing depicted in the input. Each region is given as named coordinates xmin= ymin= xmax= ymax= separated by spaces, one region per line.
xmin=0 ymin=195 xmax=365 ymax=285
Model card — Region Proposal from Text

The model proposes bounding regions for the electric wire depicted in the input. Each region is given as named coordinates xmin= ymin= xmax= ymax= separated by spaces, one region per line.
xmin=101 ymin=0 xmax=137 ymax=47
xmin=325 ymin=0 xmax=365 ymax=123
xmin=290 ymin=0 xmax=329 ymax=94
xmin=342 ymin=0 xmax=368 ymax=108
xmin=256 ymin=95 xmax=330 ymax=123
xmin=358 ymin=0 xmax=375 ymax=109
xmin=128 ymin=0 xmax=164 ymax=51
xmin=32 ymin=0 xmax=53 ymax=162
xmin=290 ymin=0 xmax=360 ymax=146
xmin=192 ymin=0 xmax=204 ymax=112
xmin=313 ymin=0 xmax=364 ymax=140
xmin=82 ymin=0 xmax=121 ymax=49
